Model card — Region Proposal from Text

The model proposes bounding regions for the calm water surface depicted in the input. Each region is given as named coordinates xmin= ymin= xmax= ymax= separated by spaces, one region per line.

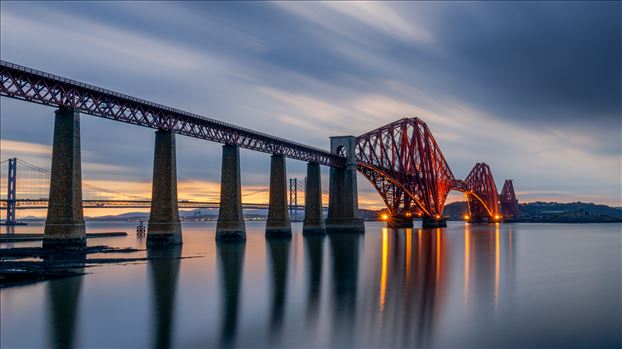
xmin=1 ymin=222 xmax=621 ymax=348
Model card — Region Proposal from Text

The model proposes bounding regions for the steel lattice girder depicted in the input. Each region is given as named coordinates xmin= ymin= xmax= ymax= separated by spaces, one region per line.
xmin=462 ymin=163 xmax=500 ymax=218
xmin=355 ymin=118 xmax=455 ymax=217
xmin=0 ymin=61 xmax=344 ymax=167
xmin=499 ymin=179 xmax=519 ymax=218
xmin=355 ymin=118 xmax=506 ymax=219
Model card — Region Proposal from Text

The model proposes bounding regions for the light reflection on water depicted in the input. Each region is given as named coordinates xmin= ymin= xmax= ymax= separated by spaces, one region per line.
xmin=1 ymin=221 xmax=620 ymax=348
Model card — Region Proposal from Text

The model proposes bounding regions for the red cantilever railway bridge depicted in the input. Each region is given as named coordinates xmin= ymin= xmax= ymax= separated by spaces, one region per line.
xmin=0 ymin=60 xmax=518 ymax=224
xmin=356 ymin=118 xmax=518 ymax=223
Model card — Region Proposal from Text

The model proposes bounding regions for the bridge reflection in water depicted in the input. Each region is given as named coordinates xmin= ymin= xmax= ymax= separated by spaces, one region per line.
xmin=147 ymin=246 xmax=182 ymax=349
xmin=35 ymin=223 xmax=519 ymax=349
xmin=217 ymin=241 xmax=245 ymax=348
xmin=46 ymin=259 xmax=84 ymax=349
xmin=463 ymin=224 xmax=516 ymax=329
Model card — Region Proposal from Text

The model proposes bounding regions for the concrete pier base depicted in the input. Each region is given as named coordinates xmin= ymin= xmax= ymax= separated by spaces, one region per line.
xmin=303 ymin=162 xmax=325 ymax=235
xmin=325 ymin=136 xmax=365 ymax=234
xmin=147 ymin=129 xmax=182 ymax=247
xmin=266 ymin=155 xmax=292 ymax=238
xmin=43 ymin=108 xmax=86 ymax=250
xmin=422 ymin=216 xmax=447 ymax=228
xmin=466 ymin=217 xmax=487 ymax=224
xmin=387 ymin=214 xmax=414 ymax=228
xmin=216 ymin=144 xmax=246 ymax=241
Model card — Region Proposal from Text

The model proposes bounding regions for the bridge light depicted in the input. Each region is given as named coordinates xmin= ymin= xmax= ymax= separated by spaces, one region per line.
xmin=435 ymin=214 xmax=441 ymax=220
xmin=405 ymin=212 xmax=412 ymax=217
xmin=494 ymin=214 xmax=500 ymax=221
xmin=381 ymin=213 xmax=389 ymax=221
xmin=464 ymin=215 xmax=470 ymax=220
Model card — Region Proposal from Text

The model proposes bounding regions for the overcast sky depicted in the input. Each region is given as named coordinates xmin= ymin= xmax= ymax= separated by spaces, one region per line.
xmin=1 ymin=1 xmax=620 ymax=216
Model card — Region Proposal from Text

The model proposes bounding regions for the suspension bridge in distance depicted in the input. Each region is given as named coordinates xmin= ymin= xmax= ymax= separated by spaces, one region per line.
xmin=0 ymin=60 xmax=519 ymax=250
xmin=0 ymin=158 xmax=306 ymax=217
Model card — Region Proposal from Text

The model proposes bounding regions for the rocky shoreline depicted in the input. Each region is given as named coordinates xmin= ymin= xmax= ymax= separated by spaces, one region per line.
xmin=0 ymin=245 xmax=197 ymax=288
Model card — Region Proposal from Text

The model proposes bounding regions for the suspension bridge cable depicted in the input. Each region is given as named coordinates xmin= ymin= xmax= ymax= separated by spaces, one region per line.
xmin=7 ymin=158 xmax=150 ymax=201
xmin=242 ymin=188 xmax=270 ymax=197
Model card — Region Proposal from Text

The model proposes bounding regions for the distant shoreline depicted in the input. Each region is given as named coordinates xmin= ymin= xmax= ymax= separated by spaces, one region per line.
xmin=7 ymin=201 xmax=621 ymax=225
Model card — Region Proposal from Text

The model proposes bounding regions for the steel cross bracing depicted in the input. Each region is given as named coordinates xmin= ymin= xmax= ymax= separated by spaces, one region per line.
xmin=499 ymin=179 xmax=519 ymax=218
xmin=0 ymin=61 xmax=344 ymax=167
xmin=355 ymin=118 xmax=508 ymax=219
xmin=355 ymin=118 xmax=455 ymax=217
xmin=461 ymin=163 xmax=500 ymax=219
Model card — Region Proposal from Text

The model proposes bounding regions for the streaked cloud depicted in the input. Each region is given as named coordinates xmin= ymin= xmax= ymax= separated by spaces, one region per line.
xmin=0 ymin=139 xmax=51 ymax=157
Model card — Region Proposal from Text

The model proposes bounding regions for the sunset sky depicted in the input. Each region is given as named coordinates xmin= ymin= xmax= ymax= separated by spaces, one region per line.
xmin=1 ymin=1 xmax=620 ymax=218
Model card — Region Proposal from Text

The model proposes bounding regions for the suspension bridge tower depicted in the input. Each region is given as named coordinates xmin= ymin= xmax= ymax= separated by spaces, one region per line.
xmin=1 ymin=158 xmax=23 ymax=226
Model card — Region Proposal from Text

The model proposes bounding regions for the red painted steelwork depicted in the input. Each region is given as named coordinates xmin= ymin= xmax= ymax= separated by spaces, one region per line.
xmin=356 ymin=119 xmax=507 ymax=220
xmin=500 ymin=179 xmax=520 ymax=218
xmin=355 ymin=118 xmax=454 ymax=217
xmin=462 ymin=163 xmax=500 ymax=220
xmin=0 ymin=61 xmax=343 ymax=167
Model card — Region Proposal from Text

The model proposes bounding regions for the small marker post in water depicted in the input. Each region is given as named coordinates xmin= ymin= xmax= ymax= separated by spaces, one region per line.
xmin=137 ymin=220 xmax=146 ymax=236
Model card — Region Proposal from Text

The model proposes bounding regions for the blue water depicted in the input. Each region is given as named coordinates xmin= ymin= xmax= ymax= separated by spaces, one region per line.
xmin=1 ymin=221 xmax=620 ymax=348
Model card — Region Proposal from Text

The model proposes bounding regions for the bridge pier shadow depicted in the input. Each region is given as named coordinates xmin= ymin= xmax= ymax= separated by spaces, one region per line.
xmin=328 ymin=232 xmax=363 ymax=346
xmin=266 ymin=236 xmax=292 ymax=343
xmin=46 ymin=262 xmax=85 ymax=349
xmin=148 ymin=246 xmax=182 ymax=349
xmin=216 ymin=241 xmax=246 ymax=348
xmin=303 ymin=234 xmax=325 ymax=326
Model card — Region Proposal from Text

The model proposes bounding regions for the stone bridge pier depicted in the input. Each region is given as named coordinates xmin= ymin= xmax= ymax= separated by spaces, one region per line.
xmin=303 ymin=162 xmax=325 ymax=235
xmin=388 ymin=213 xmax=414 ymax=229
xmin=325 ymin=136 xmax=365 ymax=234
xmin=266 ymin=154 xmax=292 ymax=238
xmin=422 ymin=216 xmax=447 ymax=228
xmin=216 ymin=144 xmax=246 ymax=241
xmin=147 ymin=129 xmax=182 ymax=246
xmin=43 ymin=107 xmax=86 ymax=249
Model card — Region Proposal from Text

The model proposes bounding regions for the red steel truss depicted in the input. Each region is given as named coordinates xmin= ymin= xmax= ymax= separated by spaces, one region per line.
xmin=0 ymin=61 xmax=343 ymax=167
xmin=499 ymin=179 xmax=520 ymax=218
xmin=355 ymin=118 xmax=455 ymax=217
xmin=356 ymin=119 xmax=509 ymax=220
xmin=461 ymin=163 xmax=500 ymax=220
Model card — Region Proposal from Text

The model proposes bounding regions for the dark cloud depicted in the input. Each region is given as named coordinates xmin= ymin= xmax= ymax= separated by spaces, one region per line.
xmin=434 ymin=2 xmax=621 ymax=122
